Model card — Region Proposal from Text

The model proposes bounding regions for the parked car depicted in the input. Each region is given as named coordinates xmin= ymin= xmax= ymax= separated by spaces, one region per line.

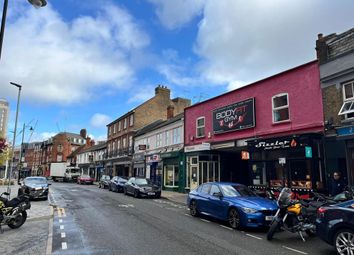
xmin=316 ymin=200 xmax=354 ymax=255
xmin=108 ymin=176 xmax=127 ymax=192
xmin=124 ymin=177 xmax=161 ymax=198
xmin=77 ymin=175 xmax=94 ymax=185
xmin=187 ymin=182 xmax=278 ymax=229
xmin=98 ymin=175 xmax=111 ymax=189
xmin=18 ymin=176 xmax=51 ymax=200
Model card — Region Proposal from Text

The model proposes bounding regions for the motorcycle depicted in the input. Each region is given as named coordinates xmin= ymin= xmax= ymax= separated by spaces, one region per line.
xmin=266 ymin=187 xmax=327 ymax=242
xmin=0 ymin=192 xmax=31 ymax=233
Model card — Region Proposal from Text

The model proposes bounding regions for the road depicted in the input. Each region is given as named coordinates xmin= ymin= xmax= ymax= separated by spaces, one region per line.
xmin=49 ymin=183 xmax=336 ymax=255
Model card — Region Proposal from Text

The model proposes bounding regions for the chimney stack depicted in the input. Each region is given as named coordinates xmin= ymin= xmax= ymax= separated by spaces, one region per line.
xmin=315 ymin=32 xmax=328 ymax=64
xmin=86 ymin=136 xmax=91 ymax=146
xmin=80 ymin=129 xmax=87 ymax=138
xmin=155 ymin=85 xmax=170 ymax=99
xmin=167 ymin=105 xmax=174 ymax=119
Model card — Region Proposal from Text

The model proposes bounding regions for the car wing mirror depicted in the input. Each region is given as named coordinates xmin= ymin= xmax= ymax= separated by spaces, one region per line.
xmin=213 ymin=192 xmax=223 ymax=198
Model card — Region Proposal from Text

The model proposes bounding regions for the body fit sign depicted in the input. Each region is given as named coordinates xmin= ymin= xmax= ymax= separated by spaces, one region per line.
xmin=213 ymin=98 xmax=255 ymax=134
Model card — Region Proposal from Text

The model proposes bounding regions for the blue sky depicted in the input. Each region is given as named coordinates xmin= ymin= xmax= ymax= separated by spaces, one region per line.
xmin=1 ymin=0 xmax=354 ymax=144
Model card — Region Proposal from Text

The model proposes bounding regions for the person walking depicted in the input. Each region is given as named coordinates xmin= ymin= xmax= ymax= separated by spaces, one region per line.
xmin=329 ymin=171 xmax=346 ymax=196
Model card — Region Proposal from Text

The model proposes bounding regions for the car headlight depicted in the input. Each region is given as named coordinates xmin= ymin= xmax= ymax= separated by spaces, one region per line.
xmin=139 ymin=187 xmax=145 ymax=192
xmin=241 ymin=207 xmax=258 ymax=214
xmin=35 ymin=187 xmax=43 ymax=190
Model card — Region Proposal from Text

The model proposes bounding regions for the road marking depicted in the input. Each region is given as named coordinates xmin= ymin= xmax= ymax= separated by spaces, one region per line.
xmin=60 ymin=225 xmax=64 ymax=230
xmin=59 ymin=219 xmax=63 ymax=223
xmin=61 ymin=242 xmax=67 ymax=250
xmin=246 ymin=234 xmax=262 ymax=240
xmin=219 ymin=225 xmax=233 ymax=230
xmin=200 ymin=219 xmax=210 ymax=223
xmin=184 ymin=213 xmax=191 ymax=217
xmin=45 ymin=206 xmax=54 ymax=255
xmin=61 ymin=232 xmax=66 ymax=238
xmin=282 ymin=246 xmax=308 ymax=255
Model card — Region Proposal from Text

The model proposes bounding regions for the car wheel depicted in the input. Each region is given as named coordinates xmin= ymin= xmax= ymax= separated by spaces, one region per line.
xmin=335 ymin=229 xmax=354 ymax=255
xmin=189 ymin=200 xmax=199 ymax=217
xmin=108 ymin=185 xmax=111 ymax=191
xmin=134 ymin=190 xmax=140 ymax=198
xmin=267 ymin=220 xmax=280 ymax=241
xmin=228 ymin=208 xmax=241 ymax=229
xmin=155 ymin=193 xmax=161 ymax=199
xmin=18 ymin=188 xmax=23 ymax=196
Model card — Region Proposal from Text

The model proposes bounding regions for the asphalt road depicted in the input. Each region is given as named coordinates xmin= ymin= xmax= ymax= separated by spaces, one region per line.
xmin=49 ymin=183 xmax=336 ymax=255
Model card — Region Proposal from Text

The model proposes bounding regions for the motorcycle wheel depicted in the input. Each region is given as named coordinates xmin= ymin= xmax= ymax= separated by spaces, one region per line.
xmin=267 ymin=220 xmax=280 ymax=241
xmin=8 ymin=211 xmax=27 ymax=229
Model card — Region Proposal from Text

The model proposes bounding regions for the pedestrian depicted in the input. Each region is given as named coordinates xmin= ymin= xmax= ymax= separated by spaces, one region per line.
xmin=329 ymin=171 xmax=346 ymax=196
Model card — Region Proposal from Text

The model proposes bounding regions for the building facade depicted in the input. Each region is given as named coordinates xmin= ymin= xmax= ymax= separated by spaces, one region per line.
xmin=316 ymin=28 xmax=354 ymax=185
xmin=184 ymin=61 xmax=325 ymax=193
xmin=105 ymin=85 xmax=190 ymax=178
xmin=134 ymin=113 xmax=185 ymax=191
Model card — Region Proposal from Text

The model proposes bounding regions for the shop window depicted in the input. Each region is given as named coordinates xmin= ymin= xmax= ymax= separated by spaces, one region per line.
xmin=164 ymin=165 xmax=179 ymax=187
xmin=196 ymin=117 xmax=205 ymax=137
xmin=339 ymin=81 xmax=354 ymax=119
xmin=272 ymin=93 xmax=290 ymax=123
xmin=251 ymin=163 xmax=267 ymax=185
xmin=289 ymin=160 xmax=312 ymax=189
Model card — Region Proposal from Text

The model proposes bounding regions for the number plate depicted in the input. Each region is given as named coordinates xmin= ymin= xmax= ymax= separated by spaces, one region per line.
xmin=265 ymin=216 xmax=274 ymax=221
xmin=148 ymin=192 xmax=155 ymax=195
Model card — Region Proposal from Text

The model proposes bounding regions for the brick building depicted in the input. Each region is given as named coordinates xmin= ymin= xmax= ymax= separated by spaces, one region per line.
xmin=316 ymin=27 xmax=354 ymax=184
xmin=105 ymin=85 xmax=191 ymax=177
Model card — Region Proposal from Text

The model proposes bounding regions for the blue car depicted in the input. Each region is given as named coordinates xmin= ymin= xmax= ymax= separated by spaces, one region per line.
xmin=187 ymin=182 xmax=278 ymax=229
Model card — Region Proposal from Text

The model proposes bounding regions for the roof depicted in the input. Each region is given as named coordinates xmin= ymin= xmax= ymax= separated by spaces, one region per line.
xmin=67 ymin=144 xmax=86 ymax=158
xmin=135 ymin=113 xmax=184 ymax=138
xmin=81 ymin=142 xmax=107 ymax=153
xmin=135 ymin=119 xmax=165 ymax=137
xmin=55 ymin=132 xmax=84 ymax=140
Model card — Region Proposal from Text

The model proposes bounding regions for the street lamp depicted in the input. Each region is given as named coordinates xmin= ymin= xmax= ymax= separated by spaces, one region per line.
xmin=6 ymin=82 xmax=21 ymax=198
xmin=17 ymin=123 xmax=34 ymax=184
xmin=0 ymin=0 xmax=47 ymax=61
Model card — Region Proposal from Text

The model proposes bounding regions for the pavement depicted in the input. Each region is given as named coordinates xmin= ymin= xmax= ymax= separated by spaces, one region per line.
xmin=0 ymin=183 xmax=53 ymax=255
xmin=161 ymin=190 xmax=188 ymax=205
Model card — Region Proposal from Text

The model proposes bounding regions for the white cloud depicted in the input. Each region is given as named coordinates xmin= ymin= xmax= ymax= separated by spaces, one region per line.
xmin=0 ymin=2 xmax=149 ymax=104
xmin=29 ymin=132 xmax=57 ymax=142
xmin=148 ymin=0 xmax=205 ymax=30
xmin=89 ymin=134 xmax=107 ymax=142
xmin=127 ymin=85 xmax=155 ymax=104
xmin=90 ymin=113 xmax=112 ymax=128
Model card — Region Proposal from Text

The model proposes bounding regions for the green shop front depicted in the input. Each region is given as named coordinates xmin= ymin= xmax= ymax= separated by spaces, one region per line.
xmin=161 ymin=150 xmax=186 ymax=193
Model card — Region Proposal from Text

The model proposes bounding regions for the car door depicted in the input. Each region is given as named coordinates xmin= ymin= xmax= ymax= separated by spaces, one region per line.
xmin=127 ymin=178 xmax=135 ymax=194
xmin=206 ymin=184 xmax=229 ymax=219
xmin=197 ymin=184 xmax=211 ymax=213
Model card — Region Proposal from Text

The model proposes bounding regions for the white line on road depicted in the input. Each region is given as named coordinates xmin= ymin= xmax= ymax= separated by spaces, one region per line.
xmin=282 ymin=246 xmax=308 ymax=255
xmin=245 ymin=234 xmax=262 ymax=240
xmin=59 ymin=219 xmax=63 ymax=223
xmin=219 ymin=225 xmax=233 ymax=230
xmin=61 ymin=232 xmax=66 ymax=238
xmin=200 ymin=219 xmax=210 ymax=223
xmin=61 ymin=242 xmax=67 ymax=250
xmin=60 ymin=225 xmax=64 ymax=230
xmin=184 ymin=213 xmax=191 ymax=217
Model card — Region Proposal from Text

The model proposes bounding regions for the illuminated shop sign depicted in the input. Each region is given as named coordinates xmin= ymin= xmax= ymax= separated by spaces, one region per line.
xmin=213 ymin=98 xmax=255 ymax=134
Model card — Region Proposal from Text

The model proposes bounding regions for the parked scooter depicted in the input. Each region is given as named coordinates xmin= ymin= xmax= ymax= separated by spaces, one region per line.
xmin=266 ymin=187 xmax=330 ymax=242
xmin=0 ymin=192 xmax=31 ymax=233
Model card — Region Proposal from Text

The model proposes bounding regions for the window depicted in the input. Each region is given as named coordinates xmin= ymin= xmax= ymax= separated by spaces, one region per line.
xmin=113 ymin=123 xmax=116 ymax=134
xmin=200 ymin=184 xmax=211 ymax=194
xmin=123 ymin=137 xmax=126 ymax=148
xmin=165 ymin=131 xmax=170 ymax=146
xmin=130 ymin=114 xmax=134 ymax=126
xmin=118 ymin=121 xmax=121 ymax=131
xmin=272 ymin=93 xmax=290 ymax=123
xmin=210 ymin=185 xmax=221 ymax=196
xmin=339 ymin=81 xmax=354 ymax=118
xmin=164 ymin=165 xmax=179 ymax=187
xmin=117 ymin=139 xmax=121 ymax=150
xmin=156 ymin=133 xmax=163 ymax=147
xmin=172 ymin=128 xmax=181 ymax=144
xmin=129 ymin=136 xmax=133 ymax=147
xmin=123 ymin=118 xmax=127 ymax=129
xmin=196 ymin=117 xmax=205 ymax=138
xmin=112 ymin=141 xmax=115 ymax=151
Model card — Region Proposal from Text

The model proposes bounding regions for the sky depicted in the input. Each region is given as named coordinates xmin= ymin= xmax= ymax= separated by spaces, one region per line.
xmin=0 ymin=0 xmax=353 ymax=145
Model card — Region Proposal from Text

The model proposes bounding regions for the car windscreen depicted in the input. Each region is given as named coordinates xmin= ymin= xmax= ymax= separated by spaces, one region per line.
xmin=135 ymin=179 xmax=149 ymax=185
xmin=220 ymin=185 xmax=257 ymax=197
xmin=70 ymin=169 xmax=79 ymax=173
xmin=81 ymin=175 xmax=90 ymax=178
xmin=25 ymin=178 xmax=47 ymax=184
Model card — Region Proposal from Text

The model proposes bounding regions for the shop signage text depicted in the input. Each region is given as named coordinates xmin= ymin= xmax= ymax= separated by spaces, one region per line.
xmin=184 ymin=143 xmax=211 ymax=152
xmin=254 ymin=138 xmax=298 ymax=150
xmin=213 ymin=98 xmax=255 ymax=134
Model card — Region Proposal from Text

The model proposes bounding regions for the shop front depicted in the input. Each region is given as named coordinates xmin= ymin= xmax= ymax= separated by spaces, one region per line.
xmin=133 ymin=152 xmax=145 ymax=177
xmin=145 ymin=154 xmax=162 ymax=185
xmin=161 ymin=151 xmax=184 ymax=192
xmin=247 ymin=134 xmax=325 ymax=194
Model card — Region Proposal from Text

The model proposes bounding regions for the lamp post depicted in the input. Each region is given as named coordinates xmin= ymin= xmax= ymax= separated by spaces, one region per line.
xmin=6 ymin=82 xmax=21 ymax=198
xmin=17 ymin=123 xmax=33 ymax=184
xmin=0 ymin=0 xmax=47 ymax=61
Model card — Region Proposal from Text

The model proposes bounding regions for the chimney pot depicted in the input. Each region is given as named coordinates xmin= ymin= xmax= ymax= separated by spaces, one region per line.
xmin=318 ymin=33 xmax=323 ymax=40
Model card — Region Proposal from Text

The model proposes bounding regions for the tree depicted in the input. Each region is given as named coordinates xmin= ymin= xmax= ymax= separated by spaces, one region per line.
xmin=0 ymin=137 xmax=10 ymax=166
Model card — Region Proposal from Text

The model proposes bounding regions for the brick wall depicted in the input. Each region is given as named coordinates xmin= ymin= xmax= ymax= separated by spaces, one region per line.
xmin=322 ymin=85 xmax=343 ymax=128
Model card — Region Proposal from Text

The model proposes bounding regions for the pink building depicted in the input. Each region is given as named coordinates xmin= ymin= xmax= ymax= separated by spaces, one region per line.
xmin=184 ymin=61 xmax=325 ymax=193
